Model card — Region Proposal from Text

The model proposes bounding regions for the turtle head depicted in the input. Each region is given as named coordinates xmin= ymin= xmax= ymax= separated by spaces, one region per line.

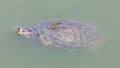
xmin=16 ymin=26 xmax=33 ymax=38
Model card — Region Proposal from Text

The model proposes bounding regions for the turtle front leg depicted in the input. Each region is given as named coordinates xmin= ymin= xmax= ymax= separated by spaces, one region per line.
xmin=39 ymin=35 xmax=52 ymax=46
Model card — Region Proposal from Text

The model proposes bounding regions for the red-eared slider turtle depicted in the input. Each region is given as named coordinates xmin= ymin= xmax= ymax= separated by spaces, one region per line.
xmin=16 ymin=20 xmax=106 ymax=49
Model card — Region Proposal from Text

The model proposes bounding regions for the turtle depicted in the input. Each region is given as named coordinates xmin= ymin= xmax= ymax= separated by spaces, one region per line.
xmin=16 ymin=20 xmax=106 ymax=49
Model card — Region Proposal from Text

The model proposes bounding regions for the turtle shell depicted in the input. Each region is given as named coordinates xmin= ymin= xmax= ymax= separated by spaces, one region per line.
xmin=33 ymin=20 xmax=105 ymax=49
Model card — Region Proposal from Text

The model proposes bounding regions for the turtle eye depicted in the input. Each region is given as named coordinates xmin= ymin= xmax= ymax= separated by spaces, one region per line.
xmin=21 ymin=29 xmax=25 ymax=32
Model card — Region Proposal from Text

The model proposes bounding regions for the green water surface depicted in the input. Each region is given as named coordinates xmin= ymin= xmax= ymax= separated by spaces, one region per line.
xmin=0 ymin=0 xmax=120 ymax=68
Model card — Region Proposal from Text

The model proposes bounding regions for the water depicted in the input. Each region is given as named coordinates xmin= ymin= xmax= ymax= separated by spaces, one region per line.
xmin=0 ymin=0 xmax=119 ymax=68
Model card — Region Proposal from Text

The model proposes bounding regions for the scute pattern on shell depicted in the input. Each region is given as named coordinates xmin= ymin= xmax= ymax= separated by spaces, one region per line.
xmin=33 ymin=20 xmax=105 ymax=49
